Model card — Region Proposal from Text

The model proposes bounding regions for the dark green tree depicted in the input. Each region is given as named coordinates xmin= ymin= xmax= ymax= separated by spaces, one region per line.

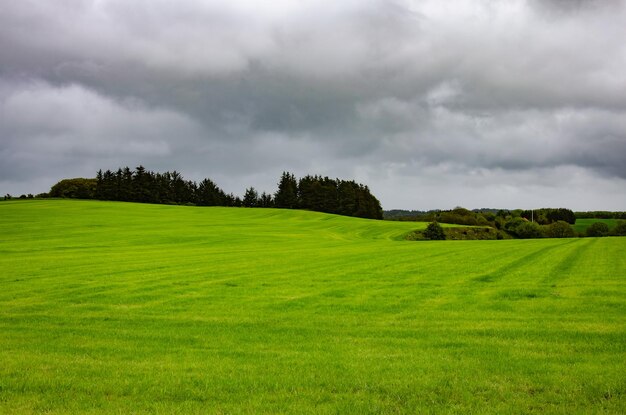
xmin=243 ymin=187 xmax=259 ymax=207
xmin=95 ymin=170 xmax=104 ymax=199
xmin=197 ymin=178 xmax=226 ymax=206
xmin=587 ymin=222 xmax=609 ymax=237
xmin=49 ymin=178 xmax=97 ymax=199
xmin=546 ymin=221 xmax=575 ymax=238
xmin=101 ymin=170 xmax=115 ymax=200
xmin=515 ymin=222 xmax=544 ymax=239
xmin=274 ymin=172 xmax=298 ymax=208
xmin=612 ymin=221 xmax=626 ymax=236
xmin=259 ymin=192 xmax=274 ymax=207
xmin=424 ymin=221 xmax=445 ymax=240
xmin=133 ymin=165 xmax=151 ymax=203
xmin=120 ymin=167 xmax=133 ymax=201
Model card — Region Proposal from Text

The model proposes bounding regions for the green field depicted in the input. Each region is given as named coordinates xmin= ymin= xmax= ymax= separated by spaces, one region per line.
xmin=1 ymin=200 xmax=625 ymax=414
xmin=573 ymin=218 xmax=619 ymax=234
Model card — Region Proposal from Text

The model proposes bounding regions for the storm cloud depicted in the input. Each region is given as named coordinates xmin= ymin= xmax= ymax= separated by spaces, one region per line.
xmin=1 ymin=0 xmax=625 ymax=209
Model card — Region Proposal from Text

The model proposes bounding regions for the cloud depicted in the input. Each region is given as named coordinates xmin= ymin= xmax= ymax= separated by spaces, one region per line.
xmin=1 ymin=0 xmax=625 ymax=209
xmin=0 ymin=81 xmax=201 ymax=185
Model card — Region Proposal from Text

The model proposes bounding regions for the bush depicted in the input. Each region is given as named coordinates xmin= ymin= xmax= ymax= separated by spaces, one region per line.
xmin=587 ymin=222 xmax=610 ymax=237
xmin=546 ymin=221 xmax=576 ymax=238
xmin=612 ymin=221 xmax=626 ymax=236
xmin=424 ymin=221 xmax=445 ymax=240
xmin=503 ymin=217 xmax=526 ymax=234
xmin=515 ymin=222 xmax=544 ymax=239
xmin=49 ymin=178 xmax=97 ymax=199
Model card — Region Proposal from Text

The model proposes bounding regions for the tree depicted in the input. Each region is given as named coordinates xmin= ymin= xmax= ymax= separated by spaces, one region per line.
xmin=547 ymin=208 xmax=576 ymax=224
xmin=259 ymin=192 xmax=274 ymax=208
xmin=546 ymin=221 xmax=575 ymax=238
xmin=587 ymin=222 xmax=609 ymax=237
xmin=120 ymin=167 xmax=133 ymax=201
xmin=243 ymin=187 xmax=259 ymax=207
xmin=196 ymin=178 xmax=226 ymax=206
xmin=49 ymin=178 xmax=97 ymax=199
xmin=424 ymin=221 xmax=445 ymax=240
xmin=612 ymin=221 xmax=626 ymax=236
xmin=274 ymin=172 xmax=298 ymax=208
xmin=133 ymin=165 xmax=152 ymax=203
xmin=515 ymin=222 xmax=544 ymax=239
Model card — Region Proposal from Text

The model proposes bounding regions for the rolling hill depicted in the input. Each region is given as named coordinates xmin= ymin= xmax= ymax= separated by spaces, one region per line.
xmin=1 ymin=200 xmax=624 ymax=414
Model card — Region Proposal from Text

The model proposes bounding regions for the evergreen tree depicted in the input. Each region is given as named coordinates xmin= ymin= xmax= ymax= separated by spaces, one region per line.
xmin=337 ymin=180 xmax=357 ymax=216
xmin=170 ymin=170 xmax=187 ymax=204
xmin=259 ymin=192 xmax=274 ymax=207
xmin=102 ymin=170 xmax=115 ymax=200
xmin=95 ymin=170 xmax=104 ymax=199
xmin=243 ymin=187 xmax=259 ymax=207
xmin=275 ymin=172 xmax=298 ymax=208
xmin=133 ymin=165 xmax=154 ymax=203
xmin=120 ymin=167 xmax=133 ymax=201
xmin=197 ymin=178 xmax=226 ymax=206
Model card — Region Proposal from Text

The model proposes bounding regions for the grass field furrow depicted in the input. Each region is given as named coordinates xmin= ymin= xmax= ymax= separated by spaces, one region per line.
xmin=541 ymin=238 xmax=596 ymax=285
xmin=0 ymin=200 xmax=625 ymax=414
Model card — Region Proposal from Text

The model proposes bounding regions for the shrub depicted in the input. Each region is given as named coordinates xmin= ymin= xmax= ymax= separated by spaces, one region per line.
xmin=515 ymin=222 xmax=544 ymax=239
xmin=612 ymin=221 xmax=626 ymax=236
xmin=586 ymin=222 xmax=610 ymax=237
xmin=49 ymin=178 xmax=97 ymax=199
xmin=546 ymin=221 xmax=576 ymax=238
xmin=424 ymin=221 xmax=445 ymax=240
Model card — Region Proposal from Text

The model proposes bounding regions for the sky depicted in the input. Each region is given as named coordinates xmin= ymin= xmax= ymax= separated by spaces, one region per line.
xmin=1 ymin=0 xmax=626 ymax=210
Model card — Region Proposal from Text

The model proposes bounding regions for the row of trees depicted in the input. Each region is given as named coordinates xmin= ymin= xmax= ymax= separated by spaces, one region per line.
xmin=418 ymin=218 xmax=626 ymax=240
xmin=95 ymin=167 xmax=245 ymax=207
xmin=505 ymin=219 xmax=626 ymax=239
xmin=387 ymin=206 xmax=578 ymax=230
xmin=273 ymin=172 xmax=382 ymax=219
xmin=386 ymin=207 xmax=577 ymax=226
xmin=520 ymin=208 xmax=576 ymax=225
xmin=575 ymin=211 xmax=626 ymax=219
xmin=388 ymin=207 xmax=626 ymax=239
xmin=48 ymin=167 xmax=384 ymax=219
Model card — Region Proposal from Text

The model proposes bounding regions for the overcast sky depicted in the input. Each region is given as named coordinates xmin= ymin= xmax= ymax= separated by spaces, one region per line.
xmin=1 ymin=0 xmax=625 ymax=210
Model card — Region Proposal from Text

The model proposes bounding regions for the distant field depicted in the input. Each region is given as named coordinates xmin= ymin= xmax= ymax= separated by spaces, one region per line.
xmin=573 ymin=218 xmax=619 ymax=233
xmin=1 ymin=200 xmax=625 ymax=414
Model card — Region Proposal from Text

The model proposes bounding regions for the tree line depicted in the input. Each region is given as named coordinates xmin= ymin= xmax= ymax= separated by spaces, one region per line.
xmin=386 ymin=206 xmax=626 ymax=239
xmin=46 ymin=166 xmax=383 ymax=220
xmin=575 ymin=211 xmax=626 ymax=219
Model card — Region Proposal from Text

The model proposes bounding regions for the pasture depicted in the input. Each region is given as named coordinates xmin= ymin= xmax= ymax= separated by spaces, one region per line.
xmin=573 ymin=218 xmax=619 ymax=234
xmin=1 ymin=200 xmax=625 ymax=414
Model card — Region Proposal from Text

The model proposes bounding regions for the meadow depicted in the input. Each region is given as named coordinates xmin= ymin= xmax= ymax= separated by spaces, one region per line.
xmin=0 ymin=200 xmax=625 ymax=414
xmin=573 ymin=218 xmax=619 ymax=234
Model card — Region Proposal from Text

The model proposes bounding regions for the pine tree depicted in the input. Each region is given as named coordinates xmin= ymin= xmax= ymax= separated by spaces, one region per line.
xmin=274 ymin=172 xmax=298 ymax=208
xmin=197 ymin=178 xmax=226 ymax=206
xmin=259 ymin=192 xmax=274 ymax=207
xmin=243 ymin=187 xmax=259 ymax=207
xmin=95 ymin=170 xmax=104 ymax=200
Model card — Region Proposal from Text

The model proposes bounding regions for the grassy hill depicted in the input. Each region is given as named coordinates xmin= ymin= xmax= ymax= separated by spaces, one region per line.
xmin=1 ymin=200 xmax=625 ymax=414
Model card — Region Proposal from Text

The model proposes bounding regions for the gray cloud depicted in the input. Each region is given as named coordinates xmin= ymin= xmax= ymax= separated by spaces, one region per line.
xmin=1 ymin=0 xmax=626 ymax=209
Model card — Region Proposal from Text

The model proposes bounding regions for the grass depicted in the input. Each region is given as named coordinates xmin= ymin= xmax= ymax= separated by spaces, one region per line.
xmin=573 ymin=218 xmax=619 ymax=234
xmin=1 ymin=199 xmax=625 ymax=414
